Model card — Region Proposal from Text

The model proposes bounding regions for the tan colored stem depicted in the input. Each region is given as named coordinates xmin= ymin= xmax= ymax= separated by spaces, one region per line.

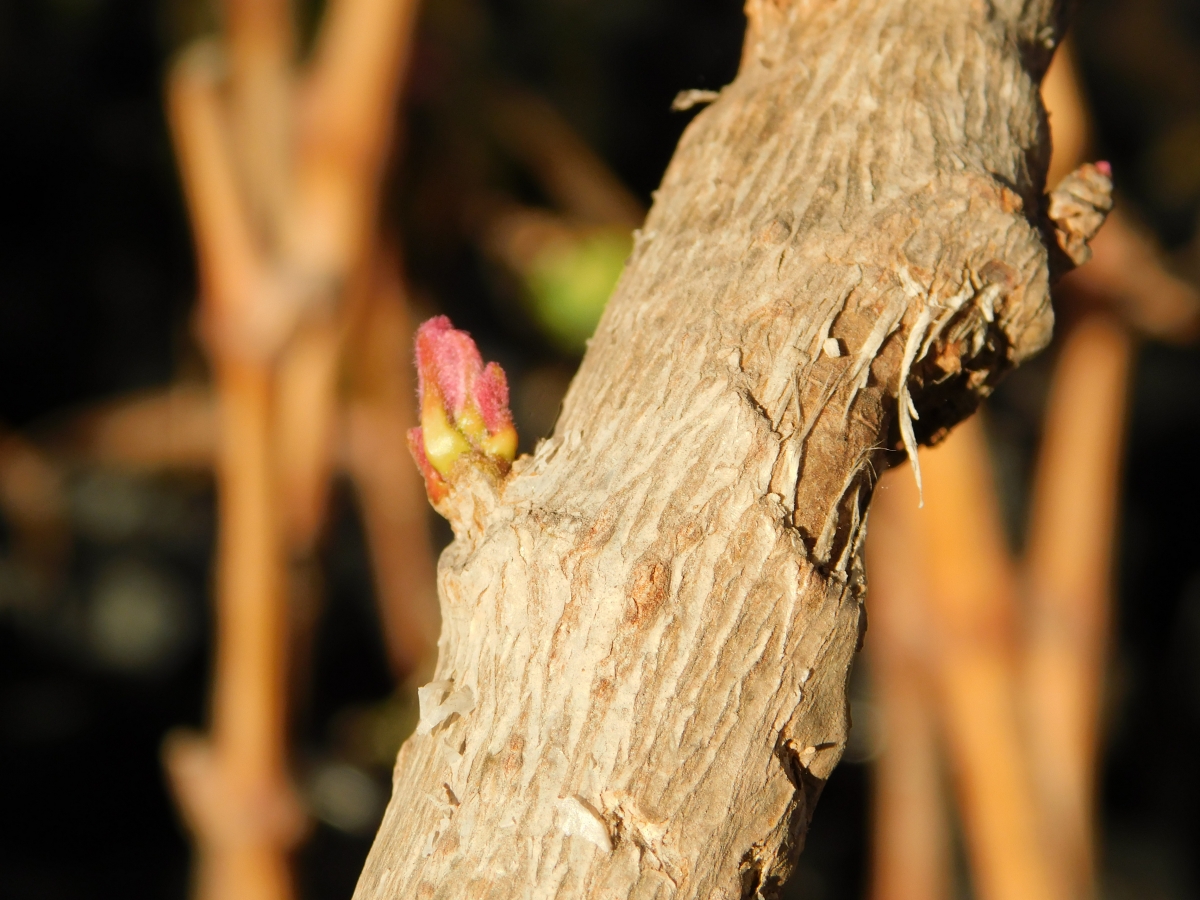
xmin=917 ymin=419 xmax=1061 ymax=900
xmin=1022 ymin=314 xmax=1133 ymax=899
xmin=293 ymin=0 xmax=421 ymax=273
xmin=865 ymin=475 xmax=952 ymax=900
xmin=162 ymin=361 xmax=305 ymax=900
xmin=169 ymin=46 xmax=294 ymax=788
xmin=164 ymin=0 xmax=432 ymax=882
xmin=1041 ymin=39 xmax=1090 ymax=191
xmin=1064 ymin=210 xmax=1200 ymax=342
xmin=160 ymin=0 xmax=427 ymax=892
xmin=212 ymin=358 xmax=295 ymax=883
xmin=168 ymin=49 xmax=263 ymax=330
xmin=0 ymin=430 xmax=69 ymax=575
xmin=1016 ymin=37 xmax=1144 ymax=900
xmin=273 ymin=0 xmax=423 ymax=558
xmin=343 ymin=255 xmax=439 ymax=677
xmin=221 ymin=0 xmax=295 ymax=240
xmin=1043 ymin=37 xmax=1199 ymax=342
xmin=59 ymin=385 xmax=216 ymax=471
xmin=275 ymin=324 xmax=344 ymax=553
xmin=167 ymin=45 xmax=303 ymax=900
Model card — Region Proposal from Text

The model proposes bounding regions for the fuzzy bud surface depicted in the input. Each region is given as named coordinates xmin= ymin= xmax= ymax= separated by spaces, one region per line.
xmin=407 ymin=316 xmax=518 ymax=504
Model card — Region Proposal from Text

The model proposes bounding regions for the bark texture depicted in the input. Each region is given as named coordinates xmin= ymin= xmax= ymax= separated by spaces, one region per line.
xmin=355 ymin=2 xmax=1086 ymax=897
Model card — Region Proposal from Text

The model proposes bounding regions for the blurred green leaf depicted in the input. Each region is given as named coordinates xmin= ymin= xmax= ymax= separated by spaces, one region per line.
xmin=526 ymin=228 xmax=631 ymax=355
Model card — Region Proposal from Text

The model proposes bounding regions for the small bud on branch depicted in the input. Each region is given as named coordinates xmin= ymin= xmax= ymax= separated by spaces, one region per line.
xmin=407 ymin=316 xmax=518 ymax=504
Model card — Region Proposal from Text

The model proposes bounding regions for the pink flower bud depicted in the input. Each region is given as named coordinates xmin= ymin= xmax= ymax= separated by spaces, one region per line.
xmin=475 ymin=362 xmax=512 ymax=435
xmin=415 ymin=315 xmax=483 ymax=420
xmin=409 ymin=316 xmax=519 ymax=503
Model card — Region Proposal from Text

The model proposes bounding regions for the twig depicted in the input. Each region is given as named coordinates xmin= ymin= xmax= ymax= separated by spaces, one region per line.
xmin=900 ymin=419 xmax=1063 ymax=900
xmin=220 ymin=0 xmax=295 ymax=240
xmin=294 ymin=0 xmax=422 ymax=271
xmin=342 ymin=251 xmax=439 ymax=678
xmin=1018 ymin=36 xmax=1183 ymax=900
xmin=56 ymin=385 xmax=216 ymax=471
xmin=274 ymin=0 xmax=423 ymax=556
xmin=1023 ymin=314 xmax=1133 ymax=900
xmin=167 ymin=45 xmax=266 ymax=338
xmin=0 ymin=429 xmax=69 ymax=576
xmin=1063 ymin=209 xmax=1200 ymax=342
xmin=163 ymin=0 xmax=427 ymax=892
xmin=865 ymin=478 xmax=952 ymax=900
xmin=165 ymin=46 xmax=304 ymax=900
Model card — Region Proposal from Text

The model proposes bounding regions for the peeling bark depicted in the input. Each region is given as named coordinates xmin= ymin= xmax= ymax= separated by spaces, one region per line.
xmin=354 ymin=2 xmax=1106 ymax=898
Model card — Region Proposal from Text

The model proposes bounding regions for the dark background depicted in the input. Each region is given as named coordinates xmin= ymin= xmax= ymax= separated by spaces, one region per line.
xmin=2 ymin=0 xmax=1199 ymax=897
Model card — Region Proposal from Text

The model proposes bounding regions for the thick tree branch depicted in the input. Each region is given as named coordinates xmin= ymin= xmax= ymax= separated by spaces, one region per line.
xmin=354 ymin=2 xmax=1106 ymax=898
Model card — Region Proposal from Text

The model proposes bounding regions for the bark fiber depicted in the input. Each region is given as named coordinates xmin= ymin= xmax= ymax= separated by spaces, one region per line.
xmin=355 ymin=1 xmax=1078 ymax=897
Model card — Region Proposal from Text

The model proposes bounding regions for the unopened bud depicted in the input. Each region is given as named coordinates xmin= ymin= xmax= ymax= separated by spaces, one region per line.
xmin=407 ymin=316 xmax=518 ymax=503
